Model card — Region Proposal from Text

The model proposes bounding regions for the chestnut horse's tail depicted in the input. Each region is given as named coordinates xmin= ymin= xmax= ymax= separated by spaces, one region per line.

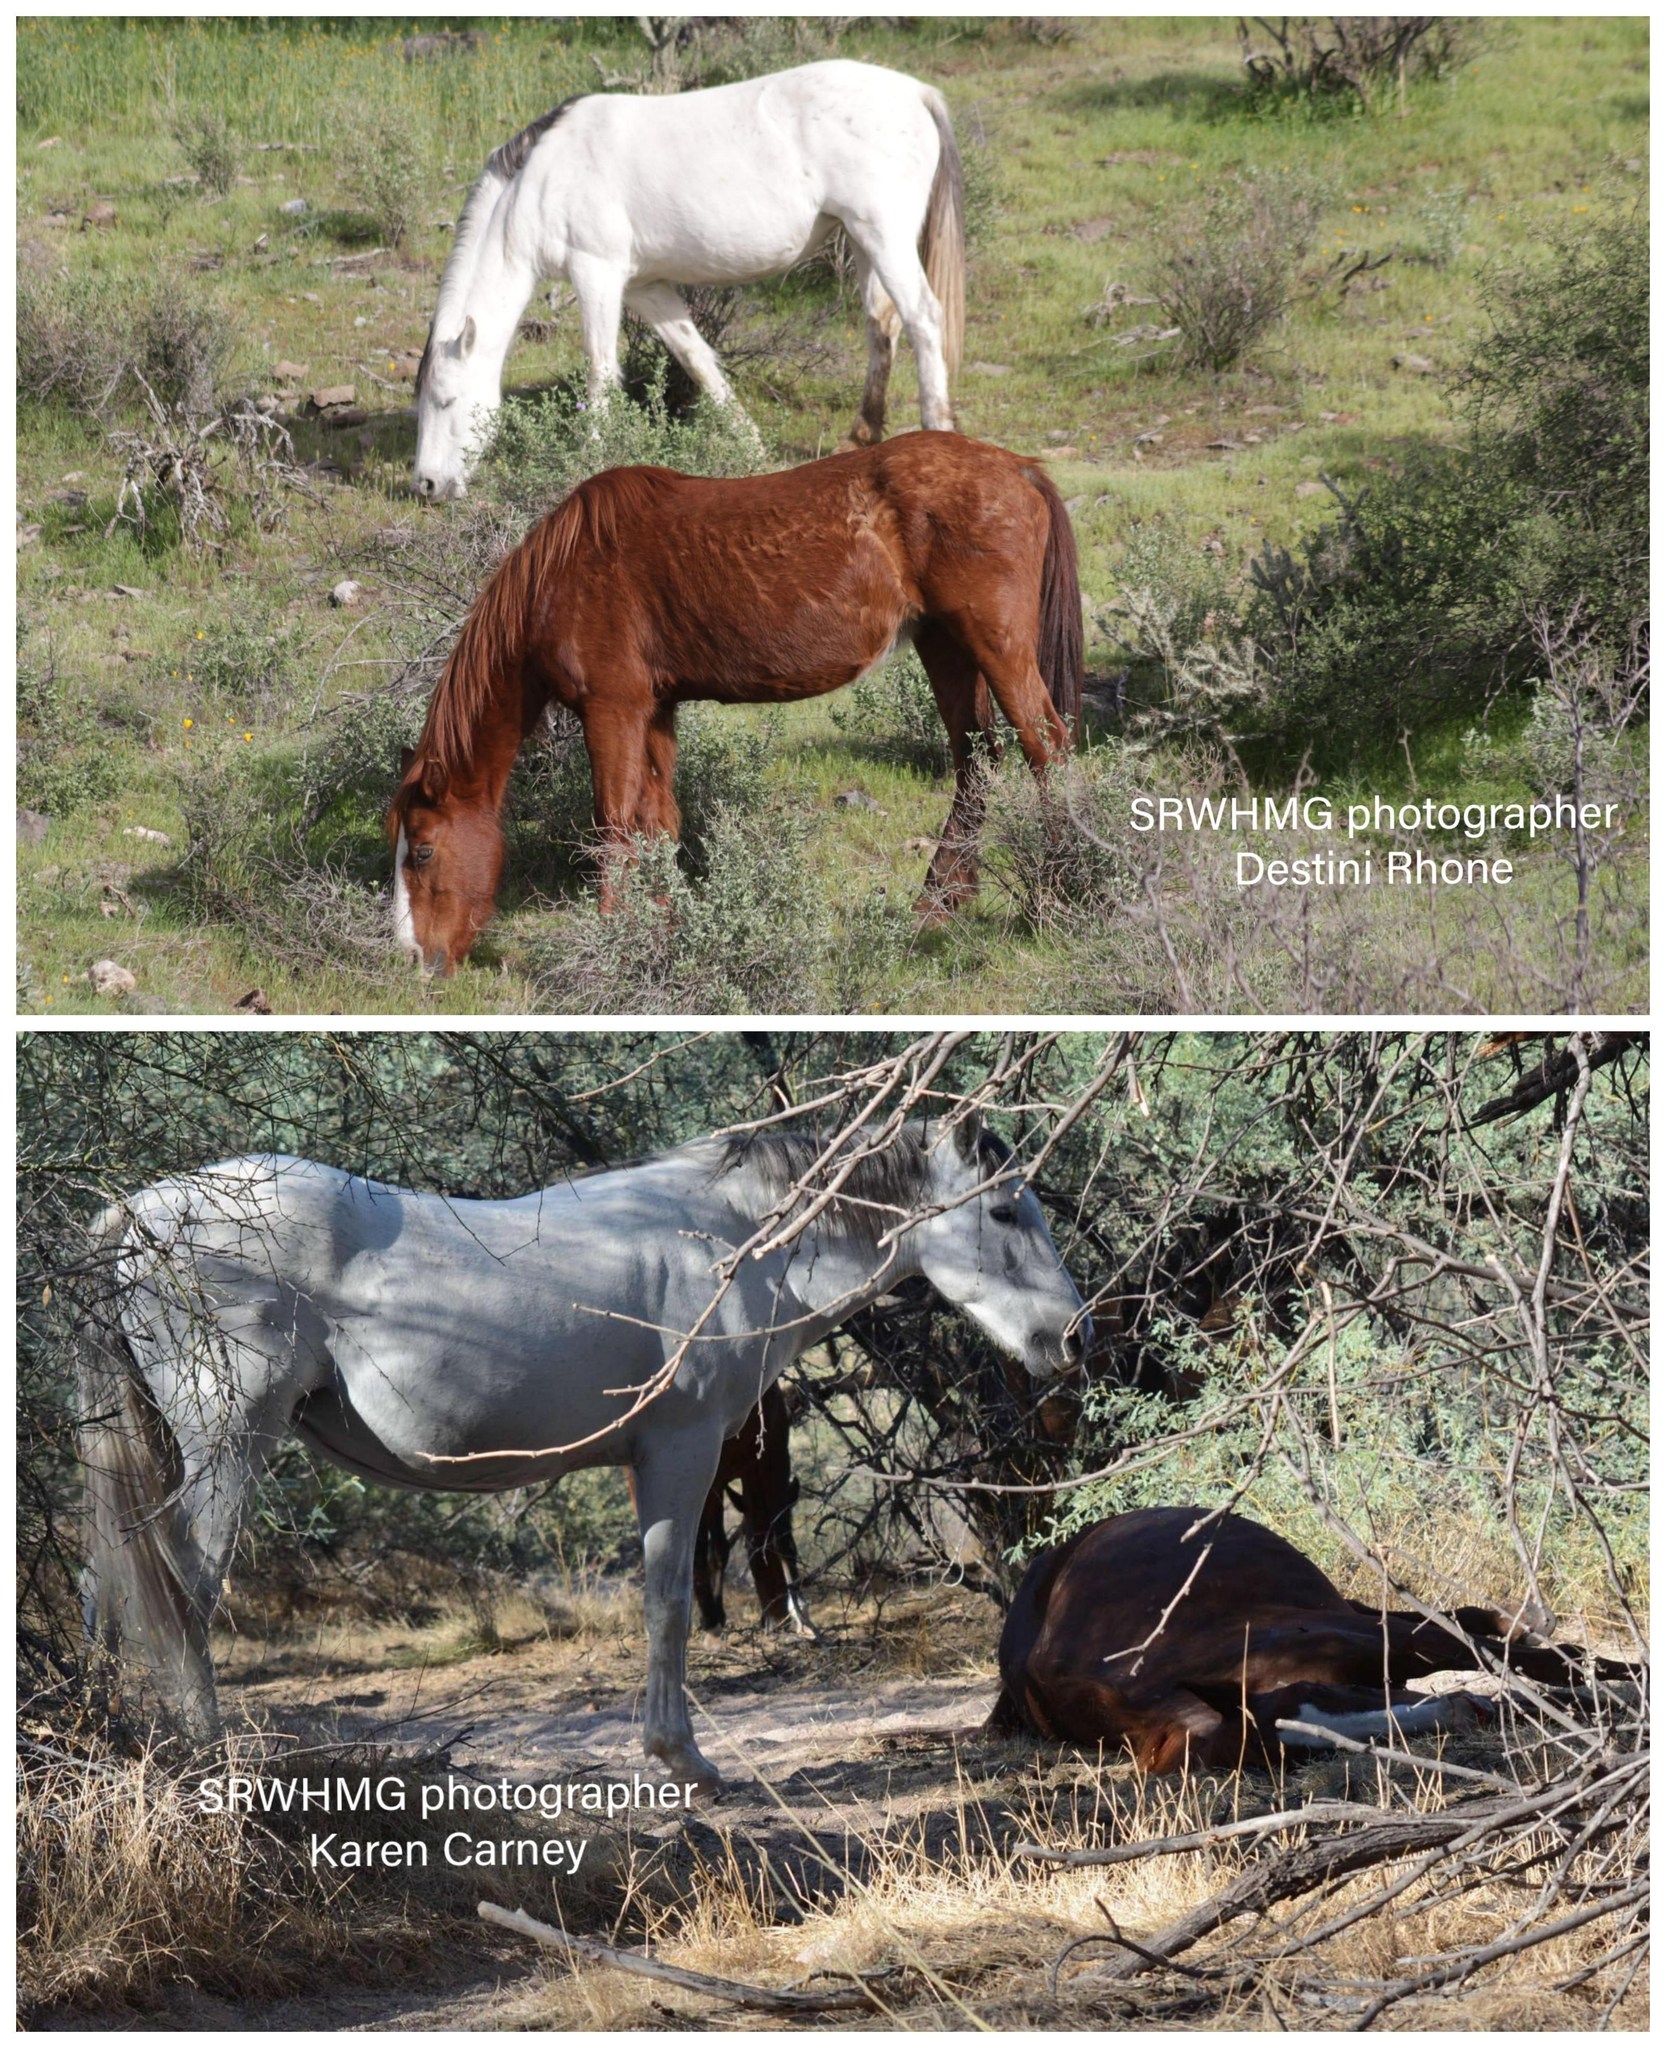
xmin=921 ymin=88 xmax=965 ymax=382
xmin=1025 ymin=462 xmax=1084 ymax=738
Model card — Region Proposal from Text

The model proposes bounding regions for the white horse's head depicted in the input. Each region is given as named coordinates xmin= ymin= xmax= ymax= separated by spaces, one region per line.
xmin=914 ymin=1116 xmax=1093 ymax=1379
xmin=413 ymin=316 xmax=498 ymax=501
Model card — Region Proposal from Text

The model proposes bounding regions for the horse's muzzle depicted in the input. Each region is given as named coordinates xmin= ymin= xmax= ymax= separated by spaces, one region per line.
xmin=413 ymin=471 xmax=466 ymax=503
xmin=1062 ymin=1313 xmax=1094 ymax=1368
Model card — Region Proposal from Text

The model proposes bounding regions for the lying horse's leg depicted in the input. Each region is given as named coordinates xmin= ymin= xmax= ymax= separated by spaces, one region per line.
xmin=632 ymin=1429 xmax=728 ymax=1790
xmin=844 ymin=265 xmax=902 ymax=447
xmin=913 ymin=623 xmax=996 ymax=921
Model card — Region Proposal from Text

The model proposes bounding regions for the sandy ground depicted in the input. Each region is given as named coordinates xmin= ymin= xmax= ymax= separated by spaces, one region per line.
xmin=69 ymin=1586 xmax=1033 ymax=2032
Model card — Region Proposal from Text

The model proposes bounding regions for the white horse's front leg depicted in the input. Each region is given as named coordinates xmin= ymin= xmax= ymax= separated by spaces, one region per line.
xmin=568 ymin=256 xmax=628 ymax=413
xmin=632 ymin=1430 xmax=726 ymax=1792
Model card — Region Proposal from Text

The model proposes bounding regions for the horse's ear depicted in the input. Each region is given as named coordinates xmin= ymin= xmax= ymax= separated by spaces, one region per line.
xmin=952 ymin=1111 xmax=983 ymax=1164
xmin=398 ymin=745 xmax=416 ymax=778
xmin=458 ymin=314 xmax=477 ymax=358
xmin=419 ymin=759 xmax=449 ymax=805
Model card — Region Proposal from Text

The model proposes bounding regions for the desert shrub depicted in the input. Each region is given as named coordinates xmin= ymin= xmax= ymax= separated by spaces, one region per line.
xmin=486 ymin=381 xmax=769 ymax=523
xmin=960 ymin=132 xmax=1006 ymax=250
xmin=17 ymin=646 xmax=121 ymax=819
xmin=171 ymin=105 xmax=240 ymax=196
xmin=529 ymin=808 xmax=832 ymax=1014
xmin=826 ymin=889 xmax=922 ymax=1013
xmin=20 ymin=265 xmax=239 ymax=430
xmin=17 ymin=271 xmax=129 ymax=417
xmin=171 ymin=608 xmax=308 ymax=709
xmin=672 ymin=706 xmax=785 ymax=861
xmin=1151 ymin=169 xmax=1330 ymax=370
xmin=180 ymin=747 xmax=394 ymax=978
xmin=1457 ymin=203 xmax=1647 ymax=643
xmin=1099 ymin=521 xmax=1258 ymax=739
xmin=1250 ymin=207 xmax=1648 ymax=750
xmin=505 ymin=700 xmax=782 ymax=882
xmin=980 ymin=745 xmax=1148 ymax=934
xmin=829 ymin=648 xmax=953 ymax=777
xmin=1238 ymin=16 xmax=1487 ymax=115
xmin=333 ymin=102 xmax=427 ymax=247
xmin=616 ymin=15 xmax=842 ymax=92
xmin=18 ymin=268 xmax=238 ymax=422
xmin=1406 ymin=184 xmax=1471 ymax=268
xmin=129 ymin=276 xmax=239 ymax=417
xmin=1246 ymin=456 xmax=1529 ymax=740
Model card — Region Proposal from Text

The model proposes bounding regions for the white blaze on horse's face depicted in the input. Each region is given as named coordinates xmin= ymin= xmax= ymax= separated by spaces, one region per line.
xmin=413 ymin=316 xmax=498 ymax=502
xmin=914 ymin=1123 xmax=1092 ymax=1378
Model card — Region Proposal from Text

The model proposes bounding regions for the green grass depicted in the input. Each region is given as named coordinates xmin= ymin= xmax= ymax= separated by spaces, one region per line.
xmin=17 ymin=15 xmax=1649 ymax=1014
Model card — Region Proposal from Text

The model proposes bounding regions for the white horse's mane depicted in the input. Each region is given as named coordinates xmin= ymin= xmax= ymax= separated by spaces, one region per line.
xmin=416 ymin=97 xmax=587 ymax=395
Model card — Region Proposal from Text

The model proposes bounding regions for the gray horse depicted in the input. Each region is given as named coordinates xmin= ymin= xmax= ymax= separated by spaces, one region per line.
xmin=81 ymin=1116 xmax=1091 ymax=1787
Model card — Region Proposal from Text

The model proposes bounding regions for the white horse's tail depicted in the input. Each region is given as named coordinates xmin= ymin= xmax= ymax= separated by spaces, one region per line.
xmin=78 ymin=1202 xmax=219 ymax=1738
xmin=921 ymin=87 xmax=965 ymax=382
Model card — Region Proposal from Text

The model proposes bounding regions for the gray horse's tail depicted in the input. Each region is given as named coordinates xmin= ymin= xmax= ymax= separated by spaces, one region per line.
xmin=921 ymin=87 xmax=965 ymax=383
xmin=79 ymin=1202 xmax=219 ymax=1737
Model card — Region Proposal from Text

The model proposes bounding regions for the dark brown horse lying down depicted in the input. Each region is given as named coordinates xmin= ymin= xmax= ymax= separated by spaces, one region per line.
xmin=989 ymin=1507 xmax=1632 ymax=1774
xmin=387 ymin=431 xmax=1082 ymax=973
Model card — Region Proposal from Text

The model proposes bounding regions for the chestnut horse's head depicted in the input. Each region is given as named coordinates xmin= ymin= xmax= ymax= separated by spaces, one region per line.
xmin=385 ymin=750 xmax=504 ymax=975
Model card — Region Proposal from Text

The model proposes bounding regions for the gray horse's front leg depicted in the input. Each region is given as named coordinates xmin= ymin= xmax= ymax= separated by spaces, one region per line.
xmin=632 ymin=1431 xmax=726 ymax=1792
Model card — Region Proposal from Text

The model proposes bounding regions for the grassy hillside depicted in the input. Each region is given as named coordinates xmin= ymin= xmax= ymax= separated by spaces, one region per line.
xmin=16 ymin=15 xmax=1648 ymax=1014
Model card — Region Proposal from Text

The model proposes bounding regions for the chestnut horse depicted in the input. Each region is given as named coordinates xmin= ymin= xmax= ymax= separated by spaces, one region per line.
xmin=989 ymin=1507 xmax=1636 ymax=1774
xmin=693 ymin=1383 xmax=812 ymax=1637
xmin=386 ymin=432 xmax=1082 ymax=973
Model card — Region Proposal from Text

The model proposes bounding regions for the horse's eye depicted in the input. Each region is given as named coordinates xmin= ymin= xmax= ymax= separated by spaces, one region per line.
xmin=411 ymin=844 xmax=436 ymax=867
xmin=989 ymin=1204 xmax=1019 ymax=1226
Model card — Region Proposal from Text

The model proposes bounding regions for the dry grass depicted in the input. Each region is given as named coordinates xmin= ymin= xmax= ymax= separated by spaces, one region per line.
xmin=22 ymin=1561 xmax=1645 ymax=2029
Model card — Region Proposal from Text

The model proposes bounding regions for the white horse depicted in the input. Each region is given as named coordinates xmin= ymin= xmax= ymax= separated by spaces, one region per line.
xmin=412 ymin=59 xmax=965 ymax=500
xmin=81 ymin=1118 xmax=1090 ymax=1789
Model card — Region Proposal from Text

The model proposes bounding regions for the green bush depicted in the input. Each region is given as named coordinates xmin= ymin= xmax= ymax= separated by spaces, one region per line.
xmin=1458 ymin=202 xmax=1647 ymax=643
xmin=530 ymin=807 xmax=833 ymax=1014
xmin=487 ymin=381 xmax=769 ymax=523
xmin=173 ymin=609 xmax=308 ymax=707
xmin=1247 ymin=206 xmax=1647 ymax=752
xmin=171 ymin=105 xmax=240 ymax=197
xmin=17 ymin=646 xmax=121 ymax=818
xmin=1151 ymin=169 xmax=1330 ymax=371
xmin=17 ymin=267 xmax=237 ymax=421
xmin=333 ymin=102 xmax=427 ymax=248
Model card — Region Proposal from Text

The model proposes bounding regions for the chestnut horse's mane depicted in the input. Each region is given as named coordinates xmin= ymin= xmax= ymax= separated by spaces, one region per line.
xmin=414 ymin=467 xmax=683 ymax=779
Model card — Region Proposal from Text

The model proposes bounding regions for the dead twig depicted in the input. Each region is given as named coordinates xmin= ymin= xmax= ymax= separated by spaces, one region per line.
xmin=1016 ymin=1798 xmax=1389 ymax=1867
xmin=478 ymin=1900 xmax=885 ymax=2012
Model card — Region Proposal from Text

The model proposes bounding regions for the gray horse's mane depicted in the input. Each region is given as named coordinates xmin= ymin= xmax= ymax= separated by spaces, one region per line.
xmin=713 ymin=1121 xmax=1015 ymax=1250
xmin=415 ymin=95 xmax=588 ymax=399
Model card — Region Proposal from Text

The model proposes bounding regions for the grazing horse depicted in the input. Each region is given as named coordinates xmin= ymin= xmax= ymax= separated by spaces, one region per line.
xmin=80 ymin=1117 xmax=1091 ymax=1789
xmin=692 ymin=1382 xmax=812 ymax=1637
xmin=386 ymin=432 xmax=1083 ymax=974
xmin=989 ymin=1507 xmax=1635 ymax=1774
xmin=412 ymin=60 xmax=964 ymax=500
